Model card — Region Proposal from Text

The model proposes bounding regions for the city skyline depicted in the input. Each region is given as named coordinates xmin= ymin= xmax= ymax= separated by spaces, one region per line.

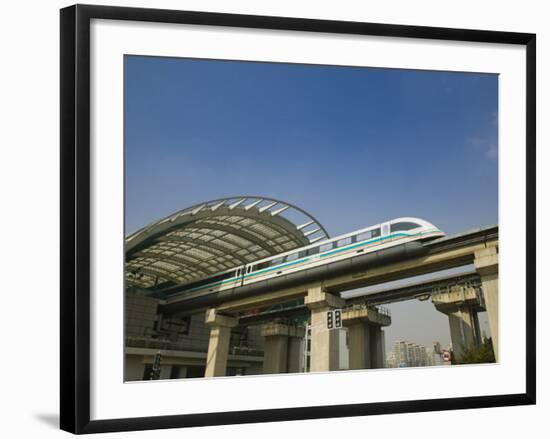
xmin=387 ymin=339 xmax=446 ymax=368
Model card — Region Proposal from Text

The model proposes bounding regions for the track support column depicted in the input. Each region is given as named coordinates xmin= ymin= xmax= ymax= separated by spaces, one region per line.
xmin=475 ymin=246 xmax=499 ymax=361
xmin=342 ymin=306 xmax=391 ymax=370
xmin=204 ymin=308 xmax=238 ymax=377
xmin=447 ymin=305 xmax=481 ymax=360
xmin=347 ymin=322 xmax=371 ymax=369
xmin=261 ymin=322 xmax=305 ymax=374
xmin=370 ymin=326 xmax=386 ymax=369
xmin=287 ymin=329 xmax=305 ymax=373
xmin=432 ymin=286 xmax=483 ymax=362
xmin=305 ymin=287 xmax=345 ymax=372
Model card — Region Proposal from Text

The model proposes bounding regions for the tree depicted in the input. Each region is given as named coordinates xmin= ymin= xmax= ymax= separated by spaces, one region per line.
xmin=456 ymin=338 xmax=496 ymax=364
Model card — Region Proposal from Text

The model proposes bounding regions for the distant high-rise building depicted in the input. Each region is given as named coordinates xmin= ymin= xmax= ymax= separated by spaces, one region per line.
xmin=387 ymin=339 xmax=447 ymax=368
xmin=386 ymin=351 xmax=397 ymax=368
xmin=393 ymin=340 xmax=410 ymax=367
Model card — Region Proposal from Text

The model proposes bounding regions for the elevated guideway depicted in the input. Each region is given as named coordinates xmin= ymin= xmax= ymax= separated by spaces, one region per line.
xmin=159 ymin=225 xmax=497 ymax=316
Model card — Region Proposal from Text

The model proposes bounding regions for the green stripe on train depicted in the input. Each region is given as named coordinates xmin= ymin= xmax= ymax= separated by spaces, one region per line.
xmin=187 ymin=229 xmax=439 ymax=292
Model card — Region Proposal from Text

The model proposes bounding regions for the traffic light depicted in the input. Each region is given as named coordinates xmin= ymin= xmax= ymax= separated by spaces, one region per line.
xmin=327 ymin=310 xmax=334 ymax=329
xmin=334 ymin=309 xmax=342 ymax=328
xmin=326 ymin=310 xmax=342 ymax=330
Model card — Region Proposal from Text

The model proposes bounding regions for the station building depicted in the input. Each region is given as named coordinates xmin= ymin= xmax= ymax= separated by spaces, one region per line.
xmin=124 ymin=196 xmax=331 ymax=380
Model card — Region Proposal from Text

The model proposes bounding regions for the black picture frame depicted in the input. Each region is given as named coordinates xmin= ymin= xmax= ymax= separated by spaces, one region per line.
xmin=60 ymin=4 xmax=536 ymax=434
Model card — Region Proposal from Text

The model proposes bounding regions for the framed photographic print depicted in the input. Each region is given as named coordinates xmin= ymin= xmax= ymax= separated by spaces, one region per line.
xmin=60 ymin=4 xmax=536 ymax=434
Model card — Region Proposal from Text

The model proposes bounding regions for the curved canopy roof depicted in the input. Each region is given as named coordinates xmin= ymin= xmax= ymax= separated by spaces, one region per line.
xmin=126 ymin=196 xmax=329 ymax=291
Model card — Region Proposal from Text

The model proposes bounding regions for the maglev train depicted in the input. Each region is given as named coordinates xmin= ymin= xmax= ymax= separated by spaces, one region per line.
xmin=176 ymin=217 xmax=445 ymax=297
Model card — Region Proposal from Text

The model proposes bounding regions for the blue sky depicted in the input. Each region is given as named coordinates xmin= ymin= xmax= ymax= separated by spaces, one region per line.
xmin=125 ymin=55 xmax=498 ymax=352
xmin=125 ymin=56 xmax=497 ymax=237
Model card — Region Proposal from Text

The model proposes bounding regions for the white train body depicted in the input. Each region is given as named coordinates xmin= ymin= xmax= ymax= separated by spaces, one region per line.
xmin=174 ymin=217 xmax=444 ymax=300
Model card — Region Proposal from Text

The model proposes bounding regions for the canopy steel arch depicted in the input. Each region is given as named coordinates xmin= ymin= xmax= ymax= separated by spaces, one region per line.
xmin=126 ymin=196 xmax=330 ymax=290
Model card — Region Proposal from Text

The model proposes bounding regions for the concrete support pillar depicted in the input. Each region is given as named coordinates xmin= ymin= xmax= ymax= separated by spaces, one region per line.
xmin=342 ymin=306 xmax=391 ymax=370
xmin=370 ymin=326 xmax=384 ymax=369
xmin=159 ymin=365 xmax=172 ymax=380
xmin=447 ymin=305 xmax=479 ymax=360
xmin=475 ymin=247 xmax=499 ymax=361
xmin=347 ymin=322 xmax=371 ymax=370
xmin=204 ymin=308 xmax=238 ymax=378
xmin=471 ymin=308 xmax=482 ymax=346
xmin=305 ymin=287 xmax=345 ymax=372
xmin=261 ymin=322 xmax=306 ymax=374
xmin=432 ymin=286 xmax=483 ymax=362
xmin=287 ymin=334 xmax=304 ymax=373
xmin=381 ymin=329 xmax=386 ymax=366
xmin=263 ymin=335 xmax=288 ymax=374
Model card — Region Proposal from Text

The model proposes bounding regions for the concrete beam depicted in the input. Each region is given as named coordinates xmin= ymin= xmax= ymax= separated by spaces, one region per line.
xmin=204 ymin=309 xmax=238 ymax=378
xmin=342 ymin=306 xmax=391 ymax=327
xmin=205 ymin=308 xmax=239 ymax=328
xmin=216 ymin=283 xmax=314 ymax=313
xmin=162 ymin=238 xmax=497 ymax=317
xmin=432 ymin=286 xmax=484 ymax=312
xmin=305 ymin=286 xmax=345 ymax=309
xmin=432 ymin=287 xmax=482 ymax=361
xmin=323 ymin=240 xmax=498 ymax=293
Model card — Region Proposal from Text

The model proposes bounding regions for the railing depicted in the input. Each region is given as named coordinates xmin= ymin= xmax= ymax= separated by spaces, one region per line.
xmin=343 ymin=303 xmax=392 ymax=317
xmin=126 ymin=335 xmax=264 ymax=357
xmin=430 ymin=278 xmax=482 ymax=297
xmin=126 ymin=336 xmax=199 ymax=352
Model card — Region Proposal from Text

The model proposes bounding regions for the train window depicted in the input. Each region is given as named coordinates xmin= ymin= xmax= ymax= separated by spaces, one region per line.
xmin=270 ymin=257 xmax=285 ymax=267
xmin=336 ymin=237 xmax=352 ymax=248
xmin=390 ymin=222 xmax=420 ymax=232
xmin=319 ymin=242 xmax=333 ymax=253
xmin=356 ymin=230 xmax=373 ymax=242
xmin=371 ymin=228 xmax=381 ymax=238
xmin=254 ymin=261 xmax=270 ymax=271
xmin=286 ymin=252 xmax=299 ymax=262
xmin=306 ymin=246 xmax=319 ymax=256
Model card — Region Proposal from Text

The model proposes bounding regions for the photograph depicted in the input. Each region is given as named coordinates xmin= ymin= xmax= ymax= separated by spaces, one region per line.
xmin=123 ymin=55 xmax=499 ymax=381
xmin=0 ymin=0 xmax=542 ymax=436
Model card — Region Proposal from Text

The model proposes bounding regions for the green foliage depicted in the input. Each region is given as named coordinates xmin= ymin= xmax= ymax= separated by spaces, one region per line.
xmin=456 ymin=338 xmax=496 ymax=364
